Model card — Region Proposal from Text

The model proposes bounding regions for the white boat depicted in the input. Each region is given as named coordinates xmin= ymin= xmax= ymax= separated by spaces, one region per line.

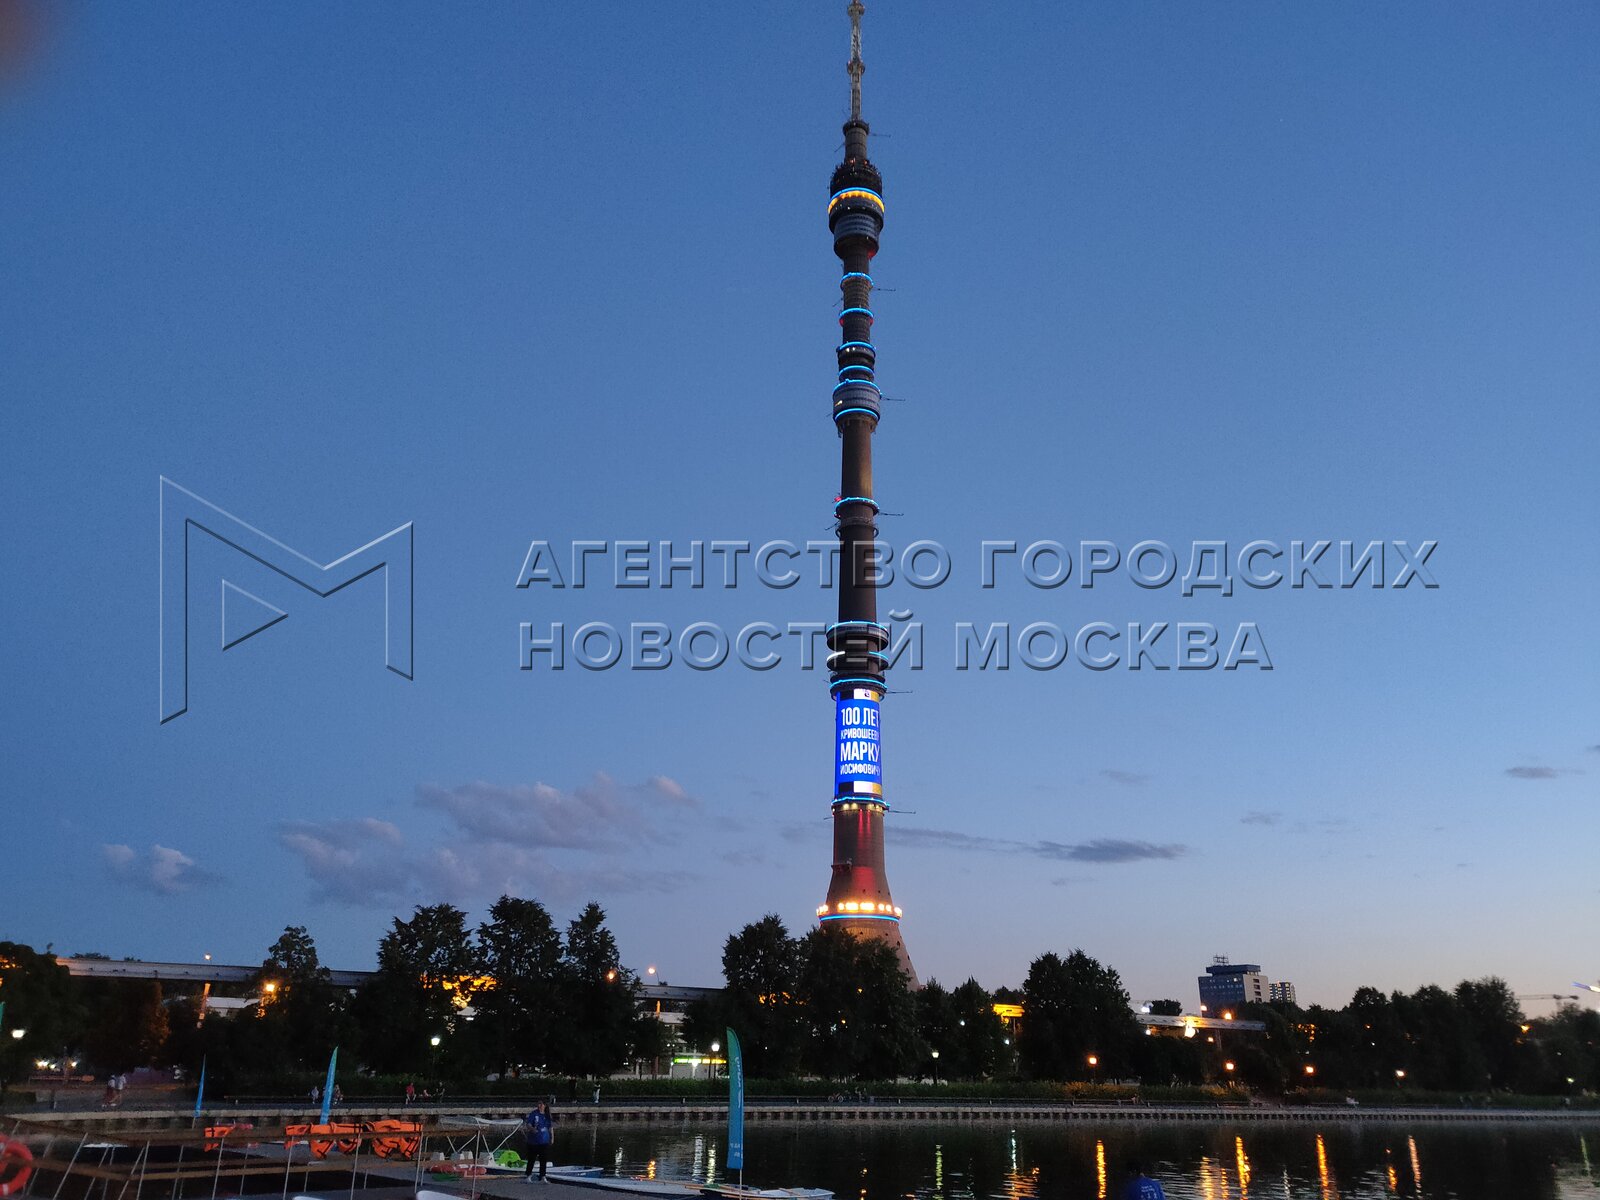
xmin=553 ymin=1179 xmax=703 ymax=1198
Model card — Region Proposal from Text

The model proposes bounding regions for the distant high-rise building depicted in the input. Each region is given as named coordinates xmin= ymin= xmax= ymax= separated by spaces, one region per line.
xmin=1198 ymin=955 xmax=1268 ymax=1014
xmin=1269 ymin=980 xmax=1297 ymax=1006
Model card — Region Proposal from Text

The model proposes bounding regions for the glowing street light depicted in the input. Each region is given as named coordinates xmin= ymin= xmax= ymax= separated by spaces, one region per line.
xmin=1224 ymin=1061 xmax=1236 ymax=1073
xmin=1304 ymin=1064 xmax=1316 ymax=1076
xmin=430 ymin=1035 xmax=442 ymax=1048
xmin=10 ymin=1029 xmax=24 ymax=1040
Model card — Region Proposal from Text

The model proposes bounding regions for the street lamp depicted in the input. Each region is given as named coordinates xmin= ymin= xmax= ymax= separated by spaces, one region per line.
xmin=1304 ymin=1065 xmax=1316 ymax=1077
xmin=1087 ymin=1054 xmax=1098 ymax=1084
xmin=9 ymin=1030 xmax=23 ymax=1040
xmin=1394 ymin=1069 xmax=1406 ymax=1087
xmin=931 ymin=1049 xmax=940 ymax=1085
xmin=1224 ymin=1061 xmax=1236 ymax=1074
xmin=710 ymin=1041 xmax=720 ymax=1081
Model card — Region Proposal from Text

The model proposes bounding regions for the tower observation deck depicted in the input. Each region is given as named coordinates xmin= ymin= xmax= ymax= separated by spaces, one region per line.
xmin=814 ymin=1 xmax=915 ymax=984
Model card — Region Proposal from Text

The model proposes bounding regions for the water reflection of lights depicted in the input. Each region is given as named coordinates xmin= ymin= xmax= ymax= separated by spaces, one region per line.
xmin=1582 ymin=1134 xmax=1593 ymax=1178
xmin=1235 ymin=1135 xmax=1251 ymax=1194
xmin=646 ymin=1160 xmax=657 ymax=1181
xmin=1095 ymin=1139 xmax=1107 ymax=1200
xmin=1198 ymin=1154 xmax=1215 ymax=1200
xmin=1408 ymin=1135 xmax=1422 ymax=1190
xmin=935 ymin=1143 xmax=944 ymax=1195
xmin=1315 ymin=1133 xmax=1335 ymax=1200
xmin=982 ymin=1130 xmax=1036 ymax=1200
xmin=1386 ymin=1163 xmax=1398 ymax=1192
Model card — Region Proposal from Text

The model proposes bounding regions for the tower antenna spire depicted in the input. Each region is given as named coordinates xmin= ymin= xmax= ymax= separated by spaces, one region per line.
xmin=847 ymin=1 xmax=865 ymax=121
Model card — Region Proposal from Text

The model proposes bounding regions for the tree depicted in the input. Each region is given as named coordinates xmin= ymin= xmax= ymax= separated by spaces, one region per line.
xmin=1526 ymin=1004 xmax=1600 ymax=1094
xmin=549 ymin=903 xmax=639 ymax=1077
xmin=717 ymin=916 xmax=804 ymax=1077
xmin=1019 ymin=950 xmax=1137 ymax=1082
xmin=1232 ymin=1002 xmax=1307 ymax=1092
xmin=475 ymin=896 xmax=563 ymax=1076
xmin=1148 ymin=999 xmax=1184 ymax=1017
xmin=0 ymin=943 xmax=79 ymax=1094
xmin=1454 ymin=976 xmax=1524 ymax=1089
xmin=352 ymin=904 xmax=475 ymax=1074
xmin=1342 ymin=986 xmax=1407 ymax=1087
xmin=250 ymin=927 xmax=345 ymax=1070
xmin=915 ymin=980 xmax=955 ymax=1080
xmin=948 ymin=978 xmax=1013 ymax=1080
xmin=795 ymin=926 xmax=919 ymax=1080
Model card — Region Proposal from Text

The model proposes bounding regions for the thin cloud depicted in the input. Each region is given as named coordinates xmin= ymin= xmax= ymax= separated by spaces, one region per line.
xmin=1505 ymin=766 xmax=1564 ymax=781
xmin=417 ymin=773 xmax=700 ymax=851
xmin=101 ymin=843 xmax=219 ymax=894
xmin=1038 ymin=838 xmax=1186 ymax=864
xmin=1240 ymin=810 xmax=1282 ymax=826
xmin=1099 ymin=769 xmax=1151 ymax=786
xmin=278 ymin=819 xmax=409 ymax=906
xmin=897 ymin=826 xmax=1187 ymax=866
xmin=278 ymin=816 xmax=693 ymax=908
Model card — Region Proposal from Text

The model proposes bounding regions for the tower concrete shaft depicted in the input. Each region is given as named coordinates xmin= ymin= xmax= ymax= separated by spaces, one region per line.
xmin=815 ymin=1 xmax=914 ymax=984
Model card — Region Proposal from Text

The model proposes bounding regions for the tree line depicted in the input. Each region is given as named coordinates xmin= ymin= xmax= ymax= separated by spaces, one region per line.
xmin=3 ymin=907 xmax=1597 ymax=1099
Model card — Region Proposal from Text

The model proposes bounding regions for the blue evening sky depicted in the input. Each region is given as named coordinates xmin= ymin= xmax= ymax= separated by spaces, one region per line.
xmin=3 ymin=2 xmax=1596 ymax=1012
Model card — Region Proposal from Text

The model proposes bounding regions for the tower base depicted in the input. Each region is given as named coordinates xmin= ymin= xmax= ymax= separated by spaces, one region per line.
xmin=825 ymin=915 xmax=917 ymax=987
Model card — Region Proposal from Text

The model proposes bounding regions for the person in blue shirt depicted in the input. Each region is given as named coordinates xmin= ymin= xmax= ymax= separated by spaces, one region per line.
xmin=521 ymin=1101 xmax=554 ymax=1183
xmin=1121 ymin=1160 xmax=1165 ymax=1200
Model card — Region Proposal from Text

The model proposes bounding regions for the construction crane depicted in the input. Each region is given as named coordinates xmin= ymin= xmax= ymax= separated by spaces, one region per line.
xmin=1517 ymin=993 xmax=1580 ymax=1011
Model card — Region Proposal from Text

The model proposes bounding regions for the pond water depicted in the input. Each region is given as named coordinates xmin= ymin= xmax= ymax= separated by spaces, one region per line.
xmin=551 ymin=1118 xmax=1600 ymax=1200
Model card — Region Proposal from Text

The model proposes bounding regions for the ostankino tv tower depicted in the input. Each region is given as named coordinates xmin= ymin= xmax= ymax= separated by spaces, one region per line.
xmin=813 ymin=1 xmax=915 ymax=984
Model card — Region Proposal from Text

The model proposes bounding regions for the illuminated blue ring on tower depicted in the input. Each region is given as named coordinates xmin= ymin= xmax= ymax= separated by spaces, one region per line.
xmin=827 ymin=620 xmax=889 ymax=634
xmin=829 ymin=677 xmax=886 ymax=696
xmin=832 ymin=496 xmax=880 ymax=514
xmin=838 ymin=307 xmax=874 ymax=322
xmin=832 ymin=379 xmax=881 ymax=396
xmin=819 ymin=912 xmax=900 ymax=923
xmin=837 ymin=341 xmax=875 ymax=354
xmin=839 ymin=365 xmax=874 ymax=380
xmin=832 ymin=407 xmax=880 ymax=423
xmin=840 ymin=271 xmax=873 ymax=284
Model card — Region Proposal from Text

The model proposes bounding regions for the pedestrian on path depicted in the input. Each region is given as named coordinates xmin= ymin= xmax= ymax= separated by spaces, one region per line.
xmin=521 ymin=1102 xmax=554 ymax=1183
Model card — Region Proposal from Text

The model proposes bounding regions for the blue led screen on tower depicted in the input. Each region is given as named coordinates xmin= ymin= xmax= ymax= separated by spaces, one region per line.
xmin=835 ymin=695 xmax=882 ymax=792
